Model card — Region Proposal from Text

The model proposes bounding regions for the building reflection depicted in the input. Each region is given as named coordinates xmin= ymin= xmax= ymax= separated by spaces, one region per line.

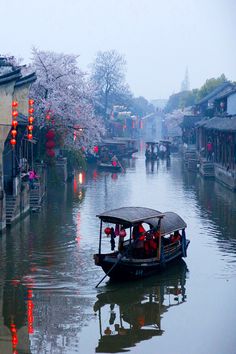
xmin=182 ymin=168 xmax=236 ymax=246
xmin=0 ymin=282 xmax=31 ymax=354
xmin=93 ymin=260 xmax=188 ymax=353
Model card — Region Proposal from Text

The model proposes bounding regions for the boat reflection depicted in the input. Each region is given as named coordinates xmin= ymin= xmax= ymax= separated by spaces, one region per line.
xmin=94 ymin=260 xmax=188 ymax=353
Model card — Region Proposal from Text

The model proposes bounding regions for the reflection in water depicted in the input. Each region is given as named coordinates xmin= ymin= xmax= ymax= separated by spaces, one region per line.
xmin=145 ymin=160 xmax=159 ymax=174
xmin=182 ymin=168 xmax=236 ymax=257
xmin=94 ymin=260 xmax=188 ymax=353
xmin=1 ymin=155 xmax=236 ymax=353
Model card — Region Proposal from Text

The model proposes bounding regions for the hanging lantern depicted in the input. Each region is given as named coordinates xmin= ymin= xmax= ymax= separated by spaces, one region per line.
xmin=46 ymin=114 xmax=51 ymax=120
xmin=12 ymin=110 xmax=18 ymax=117
xmin=11 ymin=129 xmax=17 ymax=137
xmin=12 ymin=101 xmax=18 ymax=108
xmin=27 ymin=98 xmax=35 ymax=141
xmin=27 ymin=125 xmax=33 ymax=131
xmin=93 ymin=145 xmax=99 ymax=153
xmin=10 ymin=138 xmax=16 ymax=145
xmin=12 ymin=120 xmax=18 ymax=128
xmin=46 ymin=149 xmax=55 ymax=157
xmin=46 ymin=140 xmax=56 ymax=149
xmin=46 ymin=129 xmax=55 ymax=139
xmin=104 ymin=227 xmax=111 ymax=235
xmin=11 ymin=101 xmax=18 ymax=147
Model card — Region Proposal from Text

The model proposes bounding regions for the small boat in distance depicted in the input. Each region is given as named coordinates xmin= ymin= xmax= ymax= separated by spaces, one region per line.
xmin=94 ymin=207 xmax=189 ymax=283
xmin=97 ymin=161 xmax=122 ymax=172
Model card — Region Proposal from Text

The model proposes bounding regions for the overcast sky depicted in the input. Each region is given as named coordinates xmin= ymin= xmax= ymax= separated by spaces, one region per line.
xmin=1 ymin=0 xmax=236 ymax=100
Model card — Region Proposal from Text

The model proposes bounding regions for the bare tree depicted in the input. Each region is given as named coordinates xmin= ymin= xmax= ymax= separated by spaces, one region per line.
xmin=91 ymin=50 xmax=126 ymax=119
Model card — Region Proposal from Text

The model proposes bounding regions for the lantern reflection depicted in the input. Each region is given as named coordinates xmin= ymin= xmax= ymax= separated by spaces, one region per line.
xmin=27 ymin=289 xmax=34 ymax=334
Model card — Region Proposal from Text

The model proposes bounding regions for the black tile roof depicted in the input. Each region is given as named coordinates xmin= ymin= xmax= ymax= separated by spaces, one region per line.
xmin=15 ymin=72 xmax=37 ymax=87
xmin=0 ymin=68 xmax=22 ymax=85
xmin=197 ymin=82 xmax=233 ymax=105
xmin=196 ymin=116 xmax=236 ymax=132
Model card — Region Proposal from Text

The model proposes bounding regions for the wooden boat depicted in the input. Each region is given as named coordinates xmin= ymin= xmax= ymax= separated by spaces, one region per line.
xmin=97 ymin=161 xmax=122 ymax=172
xmin=94 ymin=207 xmax=189 ymax=281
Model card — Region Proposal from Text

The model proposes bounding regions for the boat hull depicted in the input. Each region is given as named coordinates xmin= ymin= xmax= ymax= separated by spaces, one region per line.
xmin=97 ymin=163 xmax=122 ymax=172
xmin=94 ymin=240 xmax=189 ymax=280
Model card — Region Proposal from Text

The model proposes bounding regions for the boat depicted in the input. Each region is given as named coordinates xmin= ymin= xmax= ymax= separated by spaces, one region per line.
xmin=93 ymin=260 xmax=187 ymax=352
xmin=97 ymin=161 xmax=122 ymax=172
xmin=93 ymin=207 xmax=189 ymax=282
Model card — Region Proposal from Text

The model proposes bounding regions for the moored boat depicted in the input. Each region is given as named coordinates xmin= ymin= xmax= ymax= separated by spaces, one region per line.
xmin=94 ymin=207 xmax=189 ymax=282
xmin=97 ymin=161 xmax=122 ymax=172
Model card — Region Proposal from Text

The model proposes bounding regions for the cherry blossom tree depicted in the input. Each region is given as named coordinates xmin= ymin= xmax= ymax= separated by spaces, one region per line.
xmin=30 ymin=48 xmax=105 ymax=153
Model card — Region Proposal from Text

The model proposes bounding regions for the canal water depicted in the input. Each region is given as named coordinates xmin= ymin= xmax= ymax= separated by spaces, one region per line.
xmin=1 ymin=149 xmax=236 ymax=354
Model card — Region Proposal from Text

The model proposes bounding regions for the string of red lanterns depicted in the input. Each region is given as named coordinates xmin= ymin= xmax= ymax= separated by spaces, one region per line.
xmin=28 ymin=99 xmax=35 ymax=140
xmin=10 ymin=100 xmax=18 ymax=146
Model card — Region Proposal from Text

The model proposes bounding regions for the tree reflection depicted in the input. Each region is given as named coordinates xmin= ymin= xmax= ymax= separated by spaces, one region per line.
xmin=94 ymin=260 xmax=188 ymax=353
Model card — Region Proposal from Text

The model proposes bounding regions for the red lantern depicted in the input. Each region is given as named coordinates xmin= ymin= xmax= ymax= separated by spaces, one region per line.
xmin=46 ymin=140 xmax=55 ymax=149
xmin=46 ymin=149 xmax=55 ymax=157
xmin=104 ymin=227 xmax=111 ymax=235
xmin=46 ymin=114 xmax=51 ymax=120
xmin=10 ymin=138 xmax=16 ymax=145
xmin=28 ymin=99 xmax=34 ymax=106
xmin=12 ymin=120 xmax=18 ymax=128
xmin=11 ymin=129 xmax=17 ymax=137
xmin=28 ymin=107 xmax=34 ymax=114
xmin=28 ymin=116 xmax=34 ymax=124
xmin=46 ymin=130 xmax=55 ymax=139
xmin=93 ymin=146 xmax=99 ymax=153
xmin=27 ymin=134 xmax=33 ymax=140
xmin=12 ymin=101 xmax=18 ymax=108
xmin=12 ymin=110 xmax=18 ymax=117
xmin=112 ymin=161 xmax=117 ymax=167
xmin=27 ymin=125 xmax=33 ymax=131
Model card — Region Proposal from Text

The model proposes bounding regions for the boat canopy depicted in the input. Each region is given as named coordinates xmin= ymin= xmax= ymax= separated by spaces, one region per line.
xmin=97 ymin=207 xmax=164 ymax=225
xmin=147 ymin=211 xmax=187 ymax=236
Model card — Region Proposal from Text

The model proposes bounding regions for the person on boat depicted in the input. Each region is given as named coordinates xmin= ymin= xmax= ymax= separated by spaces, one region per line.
xmin=170 ymin=230 xmax=181 ymax=243
xmin=132 ymin=223 xmax=146 ymax=258
xmin=118 ymin=227 xmax=126 ymax=252
xmin=111 ymin=154 xmax=118 ymax=167
xmin=144 ymin=227 xmax=160 ymax=257
xmin=110 ymin=227 xmax=116 ymax=251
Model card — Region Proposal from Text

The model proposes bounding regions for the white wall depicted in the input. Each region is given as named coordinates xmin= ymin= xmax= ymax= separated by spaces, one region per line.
xmin=227 ymin=92 xmax=236 ymax=115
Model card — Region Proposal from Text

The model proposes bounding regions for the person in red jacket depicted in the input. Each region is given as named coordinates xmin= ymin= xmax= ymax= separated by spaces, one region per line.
xmin=132 ymin=223 xmax=146 ymax=258
xmin=170 ymin=230 xmax=181 ymax=243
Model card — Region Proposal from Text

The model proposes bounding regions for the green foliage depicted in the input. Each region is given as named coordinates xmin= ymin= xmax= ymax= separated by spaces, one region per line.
xmin=197 ymin=74 xmax=227 ymax=101
xmin=64 ymin=148 xmax=87 ymax=171
xmin=128 ymin=96 xmax=155 ymax=117
xmin=165 ymin=90 xmax=198 ymax=113
xmin=165 ymin=74 xmax=228 ymax=113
